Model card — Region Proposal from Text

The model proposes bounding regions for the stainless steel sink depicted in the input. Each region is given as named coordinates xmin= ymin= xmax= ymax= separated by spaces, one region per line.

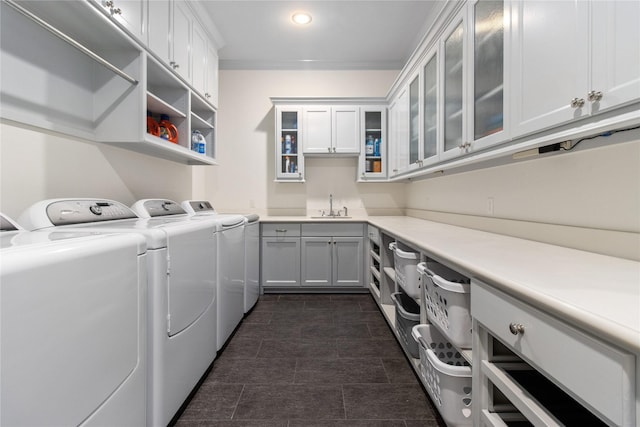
xmin=309 ymin=216 xmax=352 ymax=219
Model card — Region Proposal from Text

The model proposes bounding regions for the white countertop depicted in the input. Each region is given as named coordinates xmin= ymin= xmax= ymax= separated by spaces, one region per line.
xmin=261 ymin=215 xmax=640 ymax=354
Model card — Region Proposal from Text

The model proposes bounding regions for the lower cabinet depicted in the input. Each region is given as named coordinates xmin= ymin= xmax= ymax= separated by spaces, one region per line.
xmin=301 ymin=236 xmax=363 ymax=287
xmin=260 ymin=222 xmax=365 ymax=290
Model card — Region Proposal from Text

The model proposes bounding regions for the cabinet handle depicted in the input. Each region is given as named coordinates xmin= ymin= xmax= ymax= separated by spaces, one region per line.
xmin=205 ymin=93 xmax=211 ymax=99
xmin=327 ymin=147 xmax=331 ymax=153
xmin=173 ymin=63 xmax=180 ymax=69
xmin=333 ymin=147 xmax=336 ymax=153
xmin=509 ymin=323 xmax=525 ymax=335
xmin=570 ymin=97 xmax=585 ymax=108
xmin=587 ymin=90 xmax=603 ymax=102
xmin=458 ymin=142 xmax=471 ymax=150
xmin=275 ymin=229 xmax=287 ymax=233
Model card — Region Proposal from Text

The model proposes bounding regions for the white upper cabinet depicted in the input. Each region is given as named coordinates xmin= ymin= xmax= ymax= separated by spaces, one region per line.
xmin=388 ymin=86 xmax=409 ymax=177
xmin=91 ymin=0 xmax=146 ymax=42
xmin=422 ymin=47 xmax=439 ymax=166
xmin=170 ymin=1 xmax=191 ymax=81
xmin=148 ymin=0 xmax=171 ymax=63
xmin=590 ymin=1 xmax=640 ymax=113
xmin=332 ymin=106 xmax=360 ymax=154
xmin=302 ymin=106 xmax=360 ymax=155
xmin=469 ymin=0 xmax=507 ymax=150
xmin=303 ymin=106 xmax=332 ymax=154
xmin=510 ymin=0 xmax=639 ymax=138
xmin=440 ymin=9 xmax=468 ymax=162
xmin=206 ymin=44 xmax=219 ymax=107
xmin=191 ymin=20 xmax=208 ymax=97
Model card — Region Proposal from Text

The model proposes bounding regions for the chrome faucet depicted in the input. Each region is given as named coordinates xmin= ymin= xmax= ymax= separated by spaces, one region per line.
xmin=329 ymin=193 xmax=333 ymax=216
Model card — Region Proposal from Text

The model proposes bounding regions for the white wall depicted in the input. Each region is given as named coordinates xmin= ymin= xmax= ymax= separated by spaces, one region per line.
xmin=0 ymin=122 xmax=194 ymax=219
xmin=201 ymin=69 xmax=406 ymax=216
xmin=405 ymin=134 xmax=640 ymax=260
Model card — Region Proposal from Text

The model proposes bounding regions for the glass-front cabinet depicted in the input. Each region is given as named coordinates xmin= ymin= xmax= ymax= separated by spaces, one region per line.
xmin=470 ymin=0 xmax=506 ymax=149
xmin=441 ymin=11 xmax=467 ymax=161
xmin=275 ymin=107 xmax=304 ymax=182
xmin=359 ymin=107 xmax=387 ymax=181
xmin=422 ymin=48 xmax=439 ymax=165
xmin=409 ymin=75 xmax=420 ymax=165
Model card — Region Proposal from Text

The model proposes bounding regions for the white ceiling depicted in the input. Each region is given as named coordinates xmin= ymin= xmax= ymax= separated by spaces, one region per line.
xmin=199 ymin=1 xmax=443 ymax=70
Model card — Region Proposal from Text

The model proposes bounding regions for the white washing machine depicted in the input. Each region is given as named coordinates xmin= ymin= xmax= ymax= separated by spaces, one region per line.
xmin=1 ymin=213 xmax=147 ymax=426
xmin=18 ymin=199 xmax=217 ymax=427
xmin=138 ymin=199 xmax=245 ymax=350
xmin=181 ymin=201 xmax=259 ymax=313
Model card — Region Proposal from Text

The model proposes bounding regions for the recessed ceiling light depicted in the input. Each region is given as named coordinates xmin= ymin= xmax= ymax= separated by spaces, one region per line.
xmin=291 ymin=12 xmax=312 ymax=25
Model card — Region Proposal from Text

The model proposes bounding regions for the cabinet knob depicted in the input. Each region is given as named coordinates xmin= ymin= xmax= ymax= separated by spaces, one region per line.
xmin=173 ymin=63 xmax=180 ymax=69
xmin=327 ymin=147 xmax=331 ymax=153
xmin=205 ymin=93 xmax=211 ymax=99
xmin=509 ymin=322 xmax=525 ymax=335
xmin=587 ymin=90 xmax=603 ymax=102
xmin=570 ymin=98 xmax=585 ymax=108
xmin=332 ymin=147 xmax=336 ymax=153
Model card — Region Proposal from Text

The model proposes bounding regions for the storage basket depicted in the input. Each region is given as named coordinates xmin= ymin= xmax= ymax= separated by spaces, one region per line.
xmin=418 ymin=261 xmax=472 ymax=349
xmin=412 ymin=324 xmax=472 ymax=427
xmin=389 ymin=242 xmax=420 ymax=298
xmin=390 ymin=292 xmax=420 ymax=358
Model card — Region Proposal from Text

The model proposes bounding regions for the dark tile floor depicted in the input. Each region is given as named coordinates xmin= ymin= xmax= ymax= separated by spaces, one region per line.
xmin=175 ymin=293 xmax=446 ymax=427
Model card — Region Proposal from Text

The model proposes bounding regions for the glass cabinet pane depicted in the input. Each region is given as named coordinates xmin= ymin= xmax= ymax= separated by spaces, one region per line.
xmin=409 ymin=76 xmax=420 ymax=164
xmin=444 ymin=22 xmax=464 ymax=152
xmin=364 ymin=111 xmax=383 ymax=174
xmin=474 ymin=0 xmax=504 ymax=139
xmin=280 ymin=111 xmax=299 ymax=174
xmin=423 ymin=53 xmax=438 ymax=159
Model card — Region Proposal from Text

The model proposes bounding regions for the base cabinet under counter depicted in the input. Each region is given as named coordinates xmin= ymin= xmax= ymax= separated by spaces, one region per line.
xmin=260 ymin=222 xmax=366 ymax=292
xmin=471 ymin=280 xmax=636 ymax=426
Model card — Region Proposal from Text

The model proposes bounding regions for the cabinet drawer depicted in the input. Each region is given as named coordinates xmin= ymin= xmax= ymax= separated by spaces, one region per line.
xmin=302 ymin=223 xmax=364 ymax=237
xmin=261 ymin=223 xmax=301 ymax=237
xmin=472 ymin=281 xmax=635 ymax=426
xmin=367 ymin=225 xmax=380 ymax=244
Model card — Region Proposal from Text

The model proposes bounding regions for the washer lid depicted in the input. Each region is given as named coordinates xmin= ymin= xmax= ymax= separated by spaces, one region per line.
xmin=131 ymin=199 xmax=187 ymax=218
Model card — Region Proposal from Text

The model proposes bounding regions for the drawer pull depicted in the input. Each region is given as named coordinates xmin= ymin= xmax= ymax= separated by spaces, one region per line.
xmin=275 ymin=229 xmax=288 ymax=233
xmin=509 ymin=323 xmax=525 ymax=335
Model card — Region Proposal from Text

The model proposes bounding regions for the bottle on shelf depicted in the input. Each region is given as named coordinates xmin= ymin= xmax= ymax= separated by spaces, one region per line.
xmin=366 ymin=135 xmax=374 ymax=155
xmin=191 ymin=130 xmax=206 ymax=154
xmin=147 ymin=111 xmax=160 ymax=137
xmin=159 ymin=114 xmax=179 ymax=144
xmin=374 ymin=138 xmax=381 ymax=157
xmin=284 ymin=134 xmax=292 ymax=154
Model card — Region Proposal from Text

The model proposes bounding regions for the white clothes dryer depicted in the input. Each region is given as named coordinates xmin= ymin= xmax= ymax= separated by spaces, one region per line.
xmin=181 ymin=200 xmax=259 ymax=313
xmin=139 ymin=199 xmax=246 ymax=350
xmin=1 ymin=213 xmax=147 ymax=426
xmin=18 ymin=199 xmax=217 ymax=427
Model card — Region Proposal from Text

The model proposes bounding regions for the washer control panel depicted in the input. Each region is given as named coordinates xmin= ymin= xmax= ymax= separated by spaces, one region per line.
xmin=183 ymin=200 xmax=216 ymax=214
xmin=45 ymin=200 xmax=137 ymax=225
xmin=132 ymin=199 xmax=186 ymax=218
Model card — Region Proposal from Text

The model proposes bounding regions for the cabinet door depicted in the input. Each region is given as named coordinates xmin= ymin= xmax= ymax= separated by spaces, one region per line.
xmin=510 ymin=1 xmax=589 ymax=138
xmin=302 ymin=106 xmax=332 ymax=153
xmin=171 ymin=1 xmax=191 ymax=81
xmin=359 ymin=108 xmax=387 ymax=180
xmin=275 ymin=108 xmax=304 ymax=181
xmin=148 ymin=0 xmax=171 ymax=64
xmin=471 ymin=0 xmax=507 ymax=149
xmin=206 ymin=44 xmax=219 ymax=107
xmin=191 ymin=21 xmax=208 ymax=96
xmin=441 ymin=12 xmax=467 ymax=161
xmin=92 ymin=0 xmax=146 ymax=42
xmin=301 ymin=237 xmax=332 ymax=286
xmin=332 ymin=106 xmax=360 ymax=154
xmin=590 ymin=1 xmax=640 ymax=113
xmin=389 ymin=87 xmax=409 ymax=176
xmin=422 ymin=48 xmax=439 ymax=164
xmin=332 ymin=237 xmax=363 ymax=287
xmin=409 ymin=74 xmax=420 ymax=165
xmin=261 ymin=237 xmax=301 ymax=287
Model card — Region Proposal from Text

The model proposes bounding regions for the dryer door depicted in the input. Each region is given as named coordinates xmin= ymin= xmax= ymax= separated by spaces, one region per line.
xmin=165 ymin=225 xmax=217 ymax=336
